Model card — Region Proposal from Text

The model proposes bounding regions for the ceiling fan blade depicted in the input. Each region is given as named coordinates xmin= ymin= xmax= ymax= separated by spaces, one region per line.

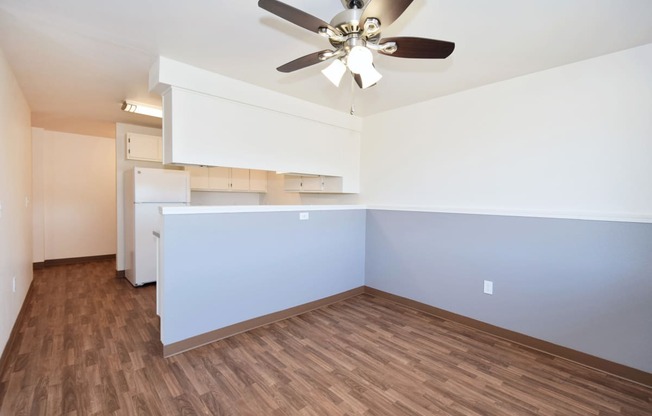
xmin=277 ymin=50 xmax=333 ymax=73
xmin=352 ymin=73 xmax=363 ymax=88
xmin=259 ymin=0 xmax=339 ymax=35
xmin=360 ymin=0 xmax=413 ymax=28
xmin=378 ymin=37 xmax=455 ymax=59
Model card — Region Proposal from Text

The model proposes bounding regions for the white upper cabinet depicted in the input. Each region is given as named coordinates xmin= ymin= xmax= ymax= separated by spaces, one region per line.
xmin=151 ymin=58 xmax=361 ymax=194
xmin=126 ymin=133 xmax=162 ymax=162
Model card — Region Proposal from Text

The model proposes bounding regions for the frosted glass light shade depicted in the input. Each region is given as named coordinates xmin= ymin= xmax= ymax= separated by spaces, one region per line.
xmin=359 ymin=64 xmax=383 ymax=89
xmin=321 ymin=59 xmax=347 ymax=87
xmin=346 ymin=46 xmax=373 ymax=74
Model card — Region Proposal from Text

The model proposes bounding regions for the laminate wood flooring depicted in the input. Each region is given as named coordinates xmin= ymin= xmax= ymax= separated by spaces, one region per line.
xmin=1 ymin=261 xmax=650 ymax=415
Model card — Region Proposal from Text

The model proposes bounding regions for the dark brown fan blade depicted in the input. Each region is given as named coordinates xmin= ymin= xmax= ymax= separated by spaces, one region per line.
xmin=360 ymin=0 xmax=413 ymax=28
xmin=378 ymin=37 xmax=455 ymax=59
xmin=352 ymin=73 xmax=363 ymax=88
xmin=277 ymin=50 xmax=333 ymax=73
xmin=259 ymin=0 xmax=339 ymax=35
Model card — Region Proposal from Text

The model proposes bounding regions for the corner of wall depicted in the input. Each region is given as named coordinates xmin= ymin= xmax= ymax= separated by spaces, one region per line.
xmin=0 ymin=46 xmax=34 ymax=355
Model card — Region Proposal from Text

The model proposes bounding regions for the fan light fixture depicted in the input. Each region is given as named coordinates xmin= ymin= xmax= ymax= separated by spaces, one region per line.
xmin=121 ymin=100 xmax=163 ymax=118
xmin=320 ymin=46 xmax=382 ymax=89
xmin=347 ymin=45 xmax=372 ymax=73
xmin=321 ymin=59 xmax=347 ymax=87
xmin=258 ymin=0 xmax=455 ymax=93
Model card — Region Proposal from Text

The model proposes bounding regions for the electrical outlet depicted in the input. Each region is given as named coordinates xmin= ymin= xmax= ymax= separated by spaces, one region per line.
xmin=483 ymin=280 xmax=493 ymax=295
xmin=25 ymin=197 xmax=30 ymax=208
xmin=299 ymin=212 xmax=309 ymax=220
xmin=12 ymin=276 xmax=16 ymax=293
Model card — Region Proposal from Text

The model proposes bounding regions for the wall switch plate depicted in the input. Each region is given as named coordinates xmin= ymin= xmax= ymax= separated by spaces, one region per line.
xmin=299 ymin=212 xmax=309 ymax=220
xmin=483 ymin=280 xmax=493 ymax=295
xmin=12 ymin=276 xmax=16 ymax=293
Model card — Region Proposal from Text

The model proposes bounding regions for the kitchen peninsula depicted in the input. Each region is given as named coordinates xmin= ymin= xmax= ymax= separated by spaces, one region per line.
xmin=157 ymin=205 xmax=366 ymax=356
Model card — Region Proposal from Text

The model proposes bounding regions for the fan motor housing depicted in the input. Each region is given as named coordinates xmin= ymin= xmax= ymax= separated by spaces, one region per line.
xmin=330 ymin=8 xmax=362 ymax=35
xmin=328 ymin=8 xmax=380 ymax=48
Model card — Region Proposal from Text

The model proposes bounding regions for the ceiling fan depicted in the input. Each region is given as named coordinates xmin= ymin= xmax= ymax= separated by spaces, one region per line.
xmin=258 ymin=0 xmax=455 ymax=89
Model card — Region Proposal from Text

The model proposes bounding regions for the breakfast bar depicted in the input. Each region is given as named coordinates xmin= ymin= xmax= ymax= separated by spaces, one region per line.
xmin=157 ymin=205 xmax=366 ymax=356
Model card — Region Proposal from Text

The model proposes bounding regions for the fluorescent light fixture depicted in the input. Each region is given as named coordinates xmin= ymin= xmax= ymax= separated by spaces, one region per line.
xmin=121 ymin=100 xmax=163 ymax=118
xmin=321 ymin=59 xmax=347 ymax=87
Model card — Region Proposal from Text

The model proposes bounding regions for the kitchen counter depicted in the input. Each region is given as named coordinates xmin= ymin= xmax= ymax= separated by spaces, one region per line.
xmin=160 ymin=204 xmax=366 ymax=215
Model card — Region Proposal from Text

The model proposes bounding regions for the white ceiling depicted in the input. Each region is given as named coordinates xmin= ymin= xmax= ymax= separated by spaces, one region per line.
xmin=1 ymin=0 xmax=651 ymax=137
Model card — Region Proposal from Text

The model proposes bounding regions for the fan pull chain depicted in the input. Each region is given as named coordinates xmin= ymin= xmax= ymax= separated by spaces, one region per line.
xmin=350 ymin=77 xmax=356 ymax=116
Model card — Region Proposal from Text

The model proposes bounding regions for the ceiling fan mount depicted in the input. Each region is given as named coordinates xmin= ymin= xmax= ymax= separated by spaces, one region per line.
xmin=342 ymin=0 xmax=365 ymax=10
xmin=258 ymin=0 xmax=454 ymax=89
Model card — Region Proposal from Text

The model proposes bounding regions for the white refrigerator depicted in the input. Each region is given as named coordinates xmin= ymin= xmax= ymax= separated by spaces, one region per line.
xmin=124 ymin=167 xmax=190 ymax=286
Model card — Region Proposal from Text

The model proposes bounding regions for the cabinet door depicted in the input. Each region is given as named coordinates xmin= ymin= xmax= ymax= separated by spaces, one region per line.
xmin=126 ymin=133 xmax=162 ymax=162
xmin=284 ymin=175 xmax=302 ymax=192
xmin=321 ymin=176 xmax=343 ymax=193
xmin=208 ymin=167 xmax=230 ymax=190
xmin=187 ymin=166 xmax=209 ymax=190
xmin=301 ymin=176 xmax=323 ymax=192
xmin=230 ymin=168 xmax=250 ymax=191
xmin=249 ymin=170 xmax=268 ymax=192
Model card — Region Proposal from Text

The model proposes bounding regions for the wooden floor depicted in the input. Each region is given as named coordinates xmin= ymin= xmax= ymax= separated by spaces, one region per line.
xmin=1 ymin=261 xmax=651 ymax=415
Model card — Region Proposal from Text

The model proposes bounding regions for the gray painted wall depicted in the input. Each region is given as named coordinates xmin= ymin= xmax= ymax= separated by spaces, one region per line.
xmin=160 ymin=209 xmax=366 ymax=345
xmin=365 ymin=209 xmax=652 ymax=373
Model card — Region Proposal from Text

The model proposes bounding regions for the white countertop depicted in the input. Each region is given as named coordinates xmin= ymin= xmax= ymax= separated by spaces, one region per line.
xmin=160 ymin=204 xmax=366 ymax=215
xmin=159 ymin=204 xmax=651 ymax=223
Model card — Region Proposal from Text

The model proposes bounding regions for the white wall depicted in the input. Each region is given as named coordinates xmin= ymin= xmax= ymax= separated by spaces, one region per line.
xmin=361 ymin=44 xmax=652 ymax=222
xmin=0 ymin=47 xmax=33 ymax=356
xmin=32 ymin=130 xmax=116 ymax=260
